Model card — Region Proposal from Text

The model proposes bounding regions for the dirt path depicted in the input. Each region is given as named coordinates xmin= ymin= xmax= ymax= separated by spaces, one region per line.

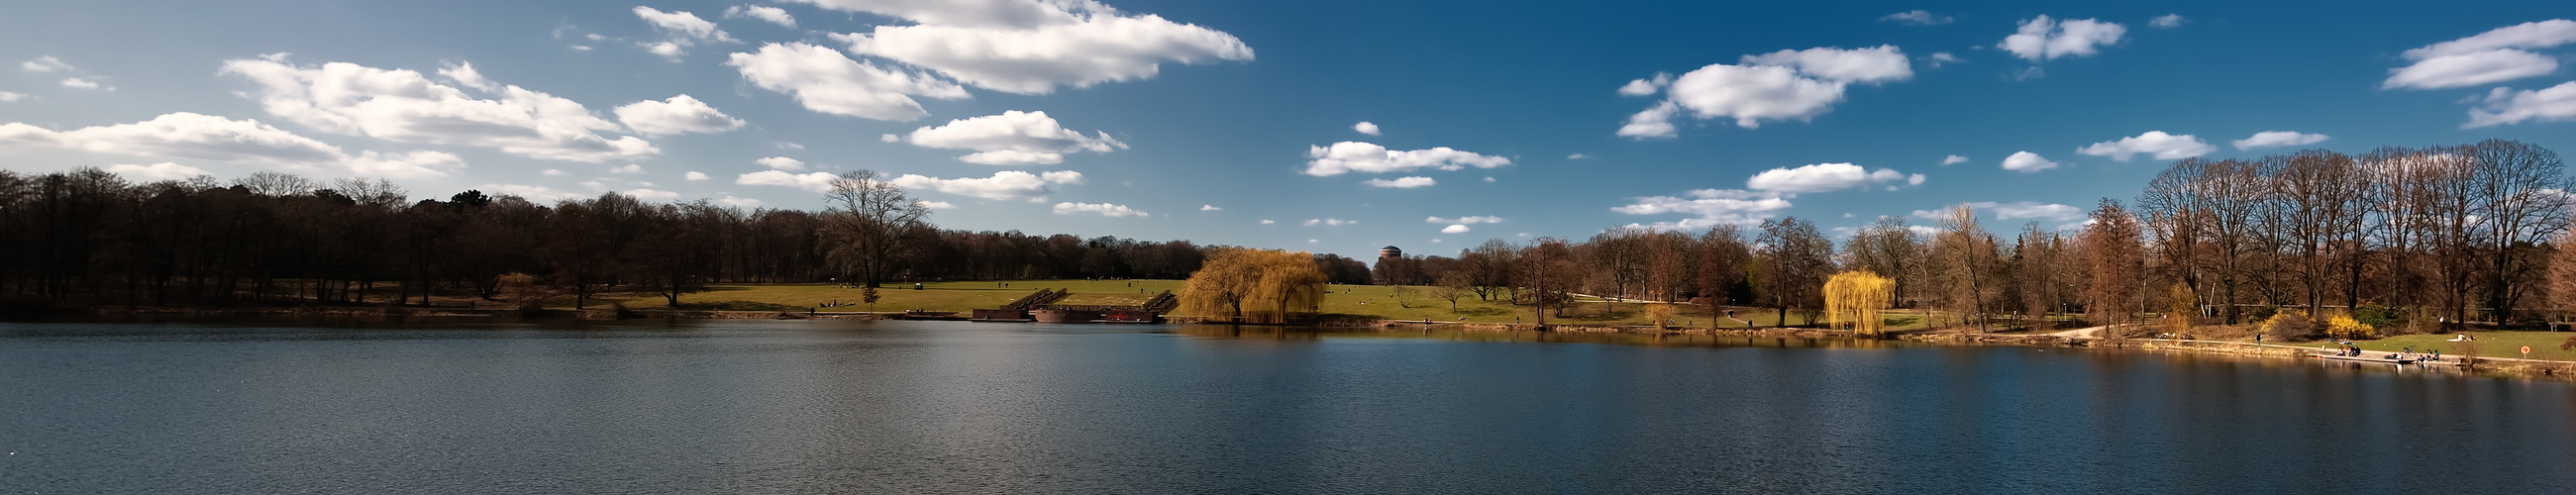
xmin=2050 ymin=326 xmax=2105 ymax=339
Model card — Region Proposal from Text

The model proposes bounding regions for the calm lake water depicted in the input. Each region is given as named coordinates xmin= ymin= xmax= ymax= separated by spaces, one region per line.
xmin=2 ymin=318 xmax=2569 ymax=493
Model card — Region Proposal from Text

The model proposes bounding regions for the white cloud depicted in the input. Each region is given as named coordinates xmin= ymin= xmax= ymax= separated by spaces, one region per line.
xmin=719 ymin=195 xmax=765 ymax=207
xmin=2001 ymin=151 xmax=2059 ymax=172
xmin=1302 ymin=218 xmax=1356 ymax=227
xmin=610 ymin=163 xmax=645 ymax=174
xmin=757 ymin=156 xmax=806 ymax=170
xmin=0 ymin=112 xmax=347 ymax=164
xmin=725 ymin=5 xmax=796 ymax=28
xmin=1426 ymin=216 xmax=1501 ymax=224
xmin=59 ymin=78 xmax=104 ymax=90
xmin=0 ymin=91 xmax=26 ymax=102
xmin=633 ymin=6 xmax=736 ymax=60
xmin=1913 ymin=201 xmax=2082 ymax=222
xmin=2466 ymin=81 xmax=2576 ymax=128
xmin=1881 ymin=10 xmax=1953 ymax=26
xmin=1927 ymin=51 xmax=1962 ymax=67
xmin=613 ymin=94 xmax=745 ymax=136
xmin=1484 ymin=176 xmax=1495 ymax=182
xmin=904 ymin=110 xmax=1124 ymax=164
xmin=106 ymin=162 xmax=209 ymax=181
xmin=1940 ymin=154 xmax=1969 ymax=165
xmin=1054 ymin=201 xmax=1146 ymax=217
xmin=2077 ymin=131 xmax=2215 ymax=161
xmin=1363 ymin=176 xmax=1436 ymax=188
xmin=1617 ymin=72 xmax=1671 ymax=96
xmin=543 ymin=169 xmax=567 ymax=176
xmin=916 ymin=200 xmax=956 ymax=209
xmin=1611 ymin=188 xmax=1794 ymax=229
xmin=1260 ymin=219 xmax=1275 ymax=225
xmin=221 ymin=55 xmax=658 ymax=162
xmin=438 ymin=61 xmax=498 ymax=92
xmin=808 ymin=0 xmax=1255 ymax=94
xmin=1302 ymin=141 xmax=1509 ymax=176
xmin=625 ymin=188 xmax=681 ymax=201
xmin=2001 ymin=15 xmax=2126 ymax=61
xmin=685 ymin=171 xmax=709 ymax=180
xmin=346 ymin=149 xmax=466 ymax=179
xmin=1618 ymin=46 xmax=1910 ymax=136
xmin=726 ymin=43 xmax=970 ymax=121
xmin=21 ymin=56 xmax=72 ymax=72
xmin=2231 ymin=131 xmax=2331 ymax=149
xmin=1307 ymin=239 xmax=1318 ymax=244
xmin=888 ymin=169 xmax=1082 ymax=201
xmin=736 ymin=169 xmax=841 ymax=192
xmin=1199 ymin=204 xmax=1221 ymax=211
xmin=2149 ymin=14 xmax=2187 ymax=29
xmin=2383 ymin=20 xmax=2575 ymax=90
xmin=1567 ymin=152 xmax=1589 ymax=159
xmin=1745 ymin=162 xmax=1920 ymax=193
xmin=775 ymin=141 xmax=805 ymax=149
xmin=1353 ymin=121 xmax=1380 ymax=136
xmin=1441 ymin=224 xmax=1472 ymax=234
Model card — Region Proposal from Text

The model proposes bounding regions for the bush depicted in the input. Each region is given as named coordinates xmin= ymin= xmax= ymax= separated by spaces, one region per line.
xmin=2262 ymin=310 xmax=2316 ymax=342
xmin=2323 ymin=314 xmax=2375 ymax=340
xmin=2352 ymin=303 xmax=2396 ymax=329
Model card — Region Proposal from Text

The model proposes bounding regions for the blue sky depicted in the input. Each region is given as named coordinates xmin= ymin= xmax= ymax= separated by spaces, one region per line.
xmin=4 ymin=1 xmax=2573 ymax=258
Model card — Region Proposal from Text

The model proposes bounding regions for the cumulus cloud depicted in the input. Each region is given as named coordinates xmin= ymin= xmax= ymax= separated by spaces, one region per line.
xmin=1927 ymin=51 xmax=1963 ymax=67
xmin=1617 ymin=72 xmax=1671 ymax=96
xmin=1199 ymin=204 xmax=1220 ymax=211
xmin=2001 ymin=15 xmax=2126 ymax=61
xmin=685 ymin=171 xmax=709 ymax=180
xmin=1054 ymin=201 xmax=1146 ymax=217
xmin=2149 ymin=14 xmax=2188 ymax=29
xmin=610 ymin=163 xmax=645 ymax=174
xmin=2384 ymin=20 xmax=2575 ymax=90
xmin=1260 ymin=219 xmax=1275 ymax=225
xmin=0 ymin=91 xmax=26 ymax=102
xmin=21 ymin=55 xmax=72 ymax=72
xmin=633 ymin=6 xmax=736 ymax=60
xmin=725 ymin=5 xmax=796 ymax=28
xmin=2002 ymin=151 xmax=2060 ymax=172
xmin=2232 ymin=131 xmax=2331 ymax=149
xmin=624 ymin=188 xmax=682 ymax=201
xmin=221 ymin=54 xmax=658 ymax=162
xmin=1425 ymin=216 xmax=1501 ymax=224
xmin=2077 ymin=131 xmax=2215 ymax=161
xmin=106 ymin=162 xmax=210 ymax=181
xmin=803 ymin=0 xmax=1254 ymax=94
xmin=720 ymin=196 xmax=766 ymax=207
xmin=1353 ymin=121 xmax=1380 ymax=136
xmin=1302 ymin=141 xmax=1509 ymax=176
xmin=1363 ymin=176 xmax=1436 ymax=188
xmin=726 ymin=43 xmax=971 ymax=121
xmin=346 ymin=150 xmax=467 ymax=179
xmin=1441 ymin=225 xmax=1472 ymax=234
xmin=758 ymin=156 xmax=806 ymax=170
xmin=1611 ymin=188 xmax=1794 ymax=229
xmin=1617 ymin=45 xmax=1910 ymax=136
xmin=1881 ymin=10 xmax=1953 ymax=26
xmin=613 ymin=94 xmax=745 ymax=136
xmin=1940 ymin=154 xmax=1969 ymax=165
xmin=58 ymin=77 xmax=104 ymax=90
xmin=0 ymin=112 xmax=347 ymax=164
xmin=888 ymin=169 xmax=1082 ymax=201
xmin=1301 ymin=218 xmax=1355 ymax=227
xmin=903 ymin=110 xmax=1124 ymax=164
xmin=917 ymin=200 xmax=956 ymax=209
xmin=1913 ymin=201 xmax=2082 ymax=222
xmin=736 ymin=169 xmax=841 ymax=192
xmin=543 ymin=168 xmax=568 ymax=176
xmin=2466 ymin=81 xmax=2576 ymax=128
xmin=1744 ymin=162 xmax=1921 ymax=193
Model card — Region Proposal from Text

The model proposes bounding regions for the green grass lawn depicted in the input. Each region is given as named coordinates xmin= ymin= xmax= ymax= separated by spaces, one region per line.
xmin=2280 ymin=331 xmax=2576 ymax=361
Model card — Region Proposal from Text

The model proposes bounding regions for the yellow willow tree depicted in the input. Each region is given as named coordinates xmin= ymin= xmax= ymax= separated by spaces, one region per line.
xmin=1179 ymin=248 xmax=1328 ymax=324
xmin=1823 ymin=270 xmax=1896 ymax=337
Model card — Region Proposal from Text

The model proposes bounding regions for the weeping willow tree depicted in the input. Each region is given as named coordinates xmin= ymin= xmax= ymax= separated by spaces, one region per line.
xmin=1823 ymin=270 xmax=1896 ymax=337
xmin=1179 ymin=248 xmax=1328 ymax=324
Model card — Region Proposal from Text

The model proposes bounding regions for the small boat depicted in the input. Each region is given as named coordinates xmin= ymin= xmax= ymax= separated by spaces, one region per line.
xmin=2315 ymin=352 xmax=2419 ymax=364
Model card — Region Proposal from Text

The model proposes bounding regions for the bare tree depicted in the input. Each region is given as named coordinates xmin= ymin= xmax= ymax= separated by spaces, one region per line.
xmin=820 ymin=170 xmax=931 ymax=288
xmin=2081 ymin=199 xmax=2146 ymax=327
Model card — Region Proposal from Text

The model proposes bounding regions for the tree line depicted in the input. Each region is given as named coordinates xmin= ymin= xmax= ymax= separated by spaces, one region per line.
xmin=0 ymin=168 xmax=1226 ymax=310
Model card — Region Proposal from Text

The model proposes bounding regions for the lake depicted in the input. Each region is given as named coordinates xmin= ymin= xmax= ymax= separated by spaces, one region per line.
xmin=2 ymin=318 xmax=2569 ymax=493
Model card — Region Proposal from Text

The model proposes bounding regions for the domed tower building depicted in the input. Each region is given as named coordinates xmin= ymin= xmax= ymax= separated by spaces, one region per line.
xmin=1380 ymin=246 xmax=1402 ymax=259
xmin=1373 ymin=246 xmax=1403 ymax=285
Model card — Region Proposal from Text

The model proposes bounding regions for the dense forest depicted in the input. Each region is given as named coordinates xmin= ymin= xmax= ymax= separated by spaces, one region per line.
xmin=5 ymin=140 xmax=2570 ymax=335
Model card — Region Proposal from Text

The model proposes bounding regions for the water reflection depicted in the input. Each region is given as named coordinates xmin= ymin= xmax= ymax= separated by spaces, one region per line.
xmin=1172 ymin=324 xmax=1906 ymax=349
